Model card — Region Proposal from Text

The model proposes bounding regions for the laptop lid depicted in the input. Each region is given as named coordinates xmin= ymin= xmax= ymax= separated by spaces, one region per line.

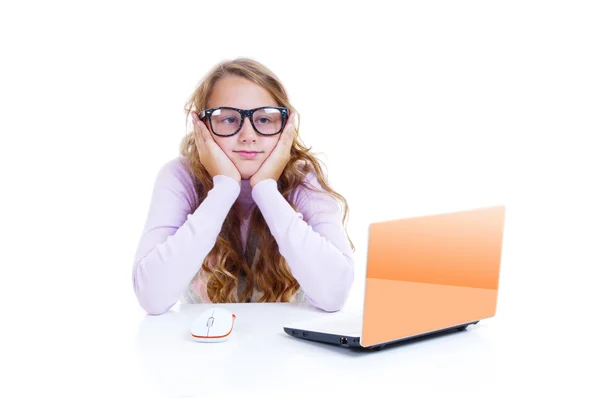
xmin=359 ymin=205 xmax=506 ymax=347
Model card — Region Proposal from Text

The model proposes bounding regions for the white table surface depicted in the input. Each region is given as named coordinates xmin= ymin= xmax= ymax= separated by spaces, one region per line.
xmin=134 ymin=301 xmax=503 ymax=397
xmin=5 ymin=272 xmax=598 ymax=398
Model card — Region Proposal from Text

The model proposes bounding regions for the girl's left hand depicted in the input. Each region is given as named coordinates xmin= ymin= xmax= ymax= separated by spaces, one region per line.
xmin=249 ymin=112 xmax=296 ymax=188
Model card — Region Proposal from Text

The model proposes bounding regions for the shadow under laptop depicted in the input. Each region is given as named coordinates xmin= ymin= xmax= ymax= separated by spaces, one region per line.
xmin=279 ymin=323 xmax=486 ymax=357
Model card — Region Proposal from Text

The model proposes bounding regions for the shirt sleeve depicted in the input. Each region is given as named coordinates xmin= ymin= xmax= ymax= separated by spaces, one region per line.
xmin=132 ymin=158 xmax=241 ymax=315
xmin=251 ymin=172 xmax=355 ymax=312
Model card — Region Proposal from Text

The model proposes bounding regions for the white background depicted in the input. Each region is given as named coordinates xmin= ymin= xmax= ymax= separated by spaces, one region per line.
xmin=1 ymin=0 xmax=599 ymax=397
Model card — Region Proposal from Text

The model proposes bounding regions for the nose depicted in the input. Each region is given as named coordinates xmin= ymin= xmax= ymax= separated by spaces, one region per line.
xmin=238 ymin=117 xmax=257 ymax=143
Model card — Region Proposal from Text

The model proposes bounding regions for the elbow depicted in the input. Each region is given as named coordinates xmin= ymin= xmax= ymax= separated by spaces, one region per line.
xmin=132 ymin=262 xmax=176 ymax=316
xmin=315 ymin=301 xmax=345 ymax=313
xmin=138 ymin=296 xmax=173 ymax=316
xmin=135 ymin=287 xmax=176 ymax=316
xmin=145 ymin=306 xmax=172 ymax=316
xmin=310 ymin=261 xmax=355 ymax=313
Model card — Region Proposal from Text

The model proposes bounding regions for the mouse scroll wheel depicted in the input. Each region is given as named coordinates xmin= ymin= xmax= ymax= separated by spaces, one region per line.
xmin=207 ymin=317 xmax=215 ymax=327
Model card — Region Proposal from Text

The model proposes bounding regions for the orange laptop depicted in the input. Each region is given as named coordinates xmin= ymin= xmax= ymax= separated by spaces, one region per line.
xmin=283 ymin=205 xmax=506 ymax=350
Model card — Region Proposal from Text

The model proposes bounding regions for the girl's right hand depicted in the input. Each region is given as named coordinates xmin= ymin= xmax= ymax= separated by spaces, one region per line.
xmin=192 ymin=112 xmax=241 ymax=184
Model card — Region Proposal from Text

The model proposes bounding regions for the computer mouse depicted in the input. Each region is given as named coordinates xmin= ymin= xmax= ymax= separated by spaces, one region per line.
xmin=190 ymin=307 xmax=236 ymax=343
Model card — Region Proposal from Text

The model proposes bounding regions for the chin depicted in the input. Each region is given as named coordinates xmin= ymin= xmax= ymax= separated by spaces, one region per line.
xmin=239 ymin=168 xmax=258 ymax=180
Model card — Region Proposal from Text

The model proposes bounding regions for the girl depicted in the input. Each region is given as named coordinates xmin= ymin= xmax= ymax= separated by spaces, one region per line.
xmin=132 ymin=58 xmax=355 ymax=315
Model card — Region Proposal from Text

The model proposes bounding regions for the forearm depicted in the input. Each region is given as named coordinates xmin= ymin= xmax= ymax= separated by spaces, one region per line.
xmin=252 ymin=179 xmax=354 ymax=311
xmin=132 ymin=175 xmax=240 ymax=315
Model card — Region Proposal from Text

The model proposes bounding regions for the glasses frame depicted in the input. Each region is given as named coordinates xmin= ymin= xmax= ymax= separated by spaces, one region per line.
xmin=199 ymin=106 xmax=289 ymax=137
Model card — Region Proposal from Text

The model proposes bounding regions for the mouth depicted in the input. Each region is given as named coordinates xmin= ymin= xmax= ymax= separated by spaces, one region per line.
xmin=234 ymin=150 xmax=262 ymax=159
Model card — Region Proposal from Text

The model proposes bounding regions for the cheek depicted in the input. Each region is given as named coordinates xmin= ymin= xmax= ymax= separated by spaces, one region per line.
xmin=264 ymin=137 xmax=279 ymax=154
xmin=213 ymin=137 xmax=234 ymax=153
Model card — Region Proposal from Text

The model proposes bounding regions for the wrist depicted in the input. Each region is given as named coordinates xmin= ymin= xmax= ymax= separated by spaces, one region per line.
xmin=214 ymin=174 xmax=242 ymax=192
xmin=249 ymin=175 xmax=265 ymax=188
xmin=251 ymin=177 xmax=276 ymax=190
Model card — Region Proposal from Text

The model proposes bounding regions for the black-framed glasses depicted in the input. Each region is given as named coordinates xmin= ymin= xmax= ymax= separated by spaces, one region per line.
xmin=199 ymin=106 xmax=288 ymax=137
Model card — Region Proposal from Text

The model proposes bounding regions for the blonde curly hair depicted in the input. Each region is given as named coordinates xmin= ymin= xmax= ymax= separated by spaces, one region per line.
xmin=179 ymin=57 xmax=354 ymax=303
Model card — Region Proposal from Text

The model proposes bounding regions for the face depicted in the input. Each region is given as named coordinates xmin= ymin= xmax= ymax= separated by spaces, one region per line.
xmin=205 ymin=75 xmax=281 ymax=180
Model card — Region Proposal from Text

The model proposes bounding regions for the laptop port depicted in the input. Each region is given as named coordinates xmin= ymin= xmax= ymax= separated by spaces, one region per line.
xmin=292 ymin=331 xmax=298 ymax=336
xmin=302 ymin=332 xmax=309 ymax=337
xmin=340 ymin=337 xmax=348 ymax=347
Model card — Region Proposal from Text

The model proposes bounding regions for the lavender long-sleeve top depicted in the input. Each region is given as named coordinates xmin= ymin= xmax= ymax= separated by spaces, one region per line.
xmin=132 ymin=156 xmax=354 ymax=315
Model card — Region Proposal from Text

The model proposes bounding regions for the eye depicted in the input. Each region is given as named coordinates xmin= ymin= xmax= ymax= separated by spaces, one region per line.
xmin=218 ymin=116 xmax=239 ymax=124
xmin=255 ymin=117 xmax=272 ymax=124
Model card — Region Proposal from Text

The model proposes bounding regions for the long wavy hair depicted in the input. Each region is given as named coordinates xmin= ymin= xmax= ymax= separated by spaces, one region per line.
xmin=179 ymin=58 xmax=354 ymax=303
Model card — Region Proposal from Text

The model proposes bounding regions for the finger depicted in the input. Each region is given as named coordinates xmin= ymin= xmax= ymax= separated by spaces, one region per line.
xmin=197 ymin=117 xmax=213 ymax=142
xmin=285 ymin=111 xmax=295 ymax=130
xmin=191 ymin=114 xmax=204 ymax=149
xmin=200 ymin=120 xmax=215 ymax=143
xmin=193 ymin=113 xmax=213 ymax=143
xmin=280 ymin=112 xmax=296 ymax=147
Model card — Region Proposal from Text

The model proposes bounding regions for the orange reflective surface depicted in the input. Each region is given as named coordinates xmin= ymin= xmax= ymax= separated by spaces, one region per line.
xmin=361 ymin=206 xmax=506 ymax=347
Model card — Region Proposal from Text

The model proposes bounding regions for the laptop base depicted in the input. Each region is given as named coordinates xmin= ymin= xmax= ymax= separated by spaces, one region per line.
xmin=284 ymin=320 xmax=480 ymax=351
